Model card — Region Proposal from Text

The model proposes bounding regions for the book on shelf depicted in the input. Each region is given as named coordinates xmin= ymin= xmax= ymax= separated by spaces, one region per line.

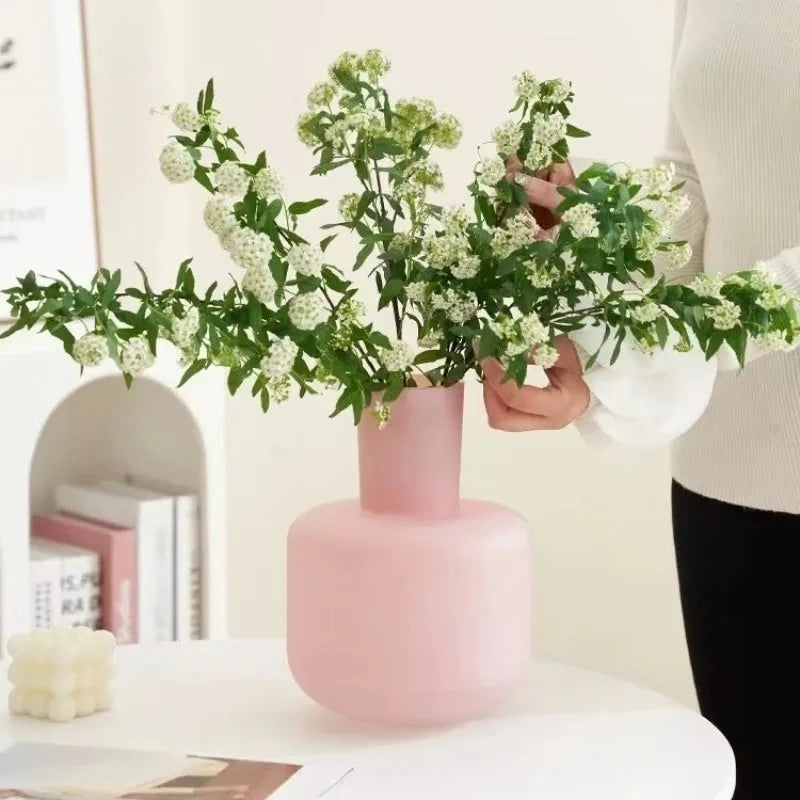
xmin=30 ymin=537 xmax=101 ymax=629
xmin=32 ymin=513 xmax=137 ymax=643
xmin=122 ymin=474 xmax=202 ymax=641
xmin=55 ymin=483 xmax=174 ymax=643
xmin=29 ymin=540 xmax=62 ymax=629
xmin=0 ymin=741 xmax=353 ymax=800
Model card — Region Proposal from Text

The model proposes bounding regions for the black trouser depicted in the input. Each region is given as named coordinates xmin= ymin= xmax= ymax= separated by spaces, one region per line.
xmin=672 ymin=481 xmax=800 ymax=800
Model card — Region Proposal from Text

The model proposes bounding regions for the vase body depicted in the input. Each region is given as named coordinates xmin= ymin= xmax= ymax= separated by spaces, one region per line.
xmin=287 ymin=383 xmax=532 ymax=725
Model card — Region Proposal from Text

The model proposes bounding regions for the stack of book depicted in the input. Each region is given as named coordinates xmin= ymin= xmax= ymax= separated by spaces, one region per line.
xmin=30 ymin=478 xmax=201 ymax=643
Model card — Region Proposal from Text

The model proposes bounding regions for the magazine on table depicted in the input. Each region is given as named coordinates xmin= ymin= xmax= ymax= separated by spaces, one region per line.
xmin=0 ymin=742 xmax=352 ymax=800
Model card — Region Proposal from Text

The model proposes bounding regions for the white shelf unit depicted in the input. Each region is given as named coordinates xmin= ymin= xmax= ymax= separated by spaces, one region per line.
xmin=0 ymin=330 xmax=227 ymax=645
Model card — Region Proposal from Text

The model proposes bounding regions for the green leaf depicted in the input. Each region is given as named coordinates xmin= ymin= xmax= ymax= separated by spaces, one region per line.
xmin=227 ymin=366 xmax=246 ymax=395
xmin=371 ymin=331 xmax=392 ymax=349
xmin=566 ymin=123 xmax=591 ymax=138
xmin=655 ymin=315 xmax=669 ymax=349
xmin=610 ymin=328 xmax=626 ymax=364
xmin=320 ymin=234 xmax=337 ymax=253
xmin=477 ymin=195 xmax=496 ymax=226
xmin=288 ymin=198 xmax=328 ymax=215
xmin=414 ymin=349 xmax=446 ymax=365
xmin=705 ymin=331 xmax=726 ymax=359
xmin=260 ymin=387 xmax=271 ymax=413
xmin=135 ymin=262 xmax=153 ymax=295
xmin=203 ymin=78 xmax=214 ymax=112
xmin=354 ymin=241 xmax=374 ymax=270
xmin=478 ymin=326 xmax=500 ymax=359
xmin=178 ymin=358 xmax=208 ymax=387
xmin=378 ymin=278 xmax=405 ymax=309
xmin=726 ymin=326 xmax=747 ymax=366
xmin=248 ymin=296 xmax=263 ymax=330
xmin=321 ymin=267 xmax=350 ymax=293
xmin=383 ymin=372 xmax=404 ymax=403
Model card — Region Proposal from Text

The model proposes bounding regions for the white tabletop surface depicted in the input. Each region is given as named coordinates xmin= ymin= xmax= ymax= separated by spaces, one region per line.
xmin=0 ymin=638 xmax=735 ymax=799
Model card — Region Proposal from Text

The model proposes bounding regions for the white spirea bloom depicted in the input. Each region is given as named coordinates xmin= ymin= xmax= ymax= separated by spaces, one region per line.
xmin=635 ymin=163 xmax=676 ymax=197
xmin=513 ymin=71 xmax=540 ymax=102
xmin=493 ymin=213 xmax=539 ymax=258
xmin=73 ymin=333 xmax=108 ymax=367
xmin=492 ymin=120 xmax=524 ymax=155
xmin=757 ymin=284 xmax=790 ymax=310
xmin=388 ymin=231 xmax=413 ymax=257
xmin=121 ymin=335 xmax=155 ymax=376
xmin=661 ymin=192 xmax=691 ymax=227
xmin=325 ymin=118 xmax=351 ymax=147
xmin=665 ymin=242 xmax=693 ymax=271
xmin=203 ymin=196 xmax=236 ymax=235
xmin=524 ymin=143 xmax=551 ymax=172
xmin=159 ymin=141 xmax=195 ymax=183
xmin=541 ymin=78 xmax=571 ymax=104
xmin=338 ymin=192 xmax=360 ymax=222
xmin=349 ymin=109 xmax=387 ymax=138
xmin=289 ymin=293 xmax=327 ymax=330
xmin=287 ymin=243 xmax=323 ymax=277
xmin=362 ymin=49 xmax=391 ymax=80
xmin=561 ymin=202 xmax=599 ymax=239
xmin=329 ymin=51 xmax=362 ymax=81
xmin=405 ymin=281 xmax=428 ymax=303
xmin=531 ymin=111 xmax=567 ymax=147
xmin=533 ymin=343 xmax=559 ymax=369
xmin=431 ymin=288 xmax=478 ymax=324
xmin=241 ymin=265 xmax=277 ymax=305
xmin=443 ymin=205 xmax=470 ymax=234
xmin=418 ymin=330 xmax=442 ymax=349
xmin=214 ymin=161 xmax=250 ymax=197
xmin=527 ymin=263 xmax=556 ymax=288
xmin=171 ymin=307 xmax=200 ymax=349
xmin=253 ymin=165 xmax=282 ymax=198
xmin=407 ymin=159 xmax=444 ymax=190
xmin=432 ymin=113 xmax=462 ymax=149
xmin=230 ymin=228 xmax=274 ymax=271
xmin=307 ymin=81 xmax=337 ymax=110
xmin=296 ymin=111 xmax=319 ymax=147
xmin=708 ymin=299 xmax=741 ymax=330
xmin=378 ymin=339 xmax=415 ymax=372
xmin=478 ymin=154 xmax=506 ymax=187
xmin=519 ymin=312 xmax=548 ymax=346
xmin=749 ymin=264 xmax=775 ymax=292
xmin=635 ymin=228 xmax=659 ymax=261
xmin=170 ymin=102 xmax=202 ymax=132
xmin=451 ymin=254 xmax=480 ymax=280
xmin=179 ymin=341 xmax=201 ymax=367
xmin=689 ymin=273 xmax=725 ymax=299
xmin=631 ymin=301 xmax=663 ymax=324
xmin=260 ymin=338 xmax=299 ymax=381
xmin=423 ymin=230 xmax=467 ymax=269
xmin=393 ymin=97 xmax=437 ymax=147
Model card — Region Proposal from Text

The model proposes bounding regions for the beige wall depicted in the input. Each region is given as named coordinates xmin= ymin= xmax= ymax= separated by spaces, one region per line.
xmin=84 ymin=0 xmax=695 ymax=704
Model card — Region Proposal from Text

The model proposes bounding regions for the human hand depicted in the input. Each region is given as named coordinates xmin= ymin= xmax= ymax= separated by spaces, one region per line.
xmin=482 ymin=336 xmax=590 ymax=431
xmin=506 ymin=157 xmax=576 ymax=236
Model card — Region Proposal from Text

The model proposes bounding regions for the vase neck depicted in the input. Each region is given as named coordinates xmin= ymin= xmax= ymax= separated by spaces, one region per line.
xmin=358 ymin=384 xmax=464 ymax=517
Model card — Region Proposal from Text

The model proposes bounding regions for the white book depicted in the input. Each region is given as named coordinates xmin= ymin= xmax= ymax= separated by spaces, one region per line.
xmin=55 ymin=483 xmax=175 ymax=643
xmin=124 ymin=475 xmax=201 ymax=641
xmin=31 ymin=537 xmax=100 ymax=629
xmin=29 ymin=542 xmax=62 ymax=628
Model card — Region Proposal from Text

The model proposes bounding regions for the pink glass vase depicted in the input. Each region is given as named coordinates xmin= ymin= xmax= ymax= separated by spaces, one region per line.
xmin=287 ymin=383 xmax=532 ymax=725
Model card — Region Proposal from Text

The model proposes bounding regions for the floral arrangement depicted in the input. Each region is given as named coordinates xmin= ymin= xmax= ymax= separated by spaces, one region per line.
xmin=2 ymin=50 xmax=797 ymax=425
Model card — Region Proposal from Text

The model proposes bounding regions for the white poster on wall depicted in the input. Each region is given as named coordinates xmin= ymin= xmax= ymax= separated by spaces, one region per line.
xmin=0 ymin=0 xmax=97 ymax=320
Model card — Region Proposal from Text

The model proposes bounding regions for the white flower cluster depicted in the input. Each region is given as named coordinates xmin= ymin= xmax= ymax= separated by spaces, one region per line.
xmin=630 ymin=163 xmax=676 ymax=197
xmin=540 ymin=78 xmax=571 ymax=104
xmin=378 ymin=339 xmax=415 ymax=372
xmin=254 ymin=165 xmax=282 ymax=198
xmin=708 ymin=299 xmax=741 ymax=330
xmin=296 ymin=111 xmax=320 ymax=147
xmin=289 ymin=293 xmax=327 ymax=330
xmin=431 ymin=288 xmax=479 ymax=324
xmin=513 ymin=70 xmax=540 ymax=102
xmin=405 ymin=281 xmax=428 ymax=303
xmin=524 ymin=143 xmax=551 ymax=173
xmin=159 ymin=141 xmax=195 ymax=183
xmin=371 ymin=401 xmax=392 ymax=430
xmin=561 ymin=202 xmax=599 ymax=239
xmin=531 ymin=111 xmax=567 ymax=147
xmin=663 ymin=242 xmax=693 ymax=271
xmin=171 ymin=307 xmax=200 ymax=349
xmin=241 ymin=266 xmax=277 ymax=305
xmin=527 ymin=263 xmax=558 ymax=289
xmin=388 ymin=231 xmax=413 ymax=258
xmin=492 ymin=213 xmax=539 ymax=258
xmin=229 ymin=228 xmax=274 ymax=271
xmin=215 ymin=161 xmax=250 ymax=198
xmin=755 ymin=329 xmax=797 ymax=353
xmin=478 ymin=154 xmax=506 ymax=187
xmin=363 ymin=49 xmax=392 ymax=80
xmin=432 ymin=113 xmax=463 ymax=149
xmin=492 ymin=120 xmax=524 ymax=156
xmin=421 ymin=206 xmax=479 ymax=278
xmin=630 ymin=301 xmax=663 ymax=324
xmin=392 ymin=97 xmax=461 ymax=150
xmin=307 ymin=81 xmax=338 ymax=110
xmin=170 ymin=102 xmax=202 ymax=132
xmin=260 ymin=337 xmax=299 ymax=381
xmin=689 ymin=273 xmax=725 ymax=299
xmin=533 ymin=343 xmax=560 ymax=369
xmin=339 ymin=192 xmax=360 ymax=222
xmin=203 ymin=196 xmax=236 ymax=235
xmin=287 ymin=243 xmax=323 ymax=277
xmin=121 ymin=335 xmax=155 ymax=376
xmin=330 ymin=297 xmax=366 ymax=348
xmin=73 ymin=333 xmax=109 ymax=367
xmin=489 ymin=312 xmax=549 ymax=360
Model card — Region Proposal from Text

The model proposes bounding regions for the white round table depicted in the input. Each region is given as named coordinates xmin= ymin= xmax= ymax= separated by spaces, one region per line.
xmin=0 ymin=639 xmax=734 ymax=799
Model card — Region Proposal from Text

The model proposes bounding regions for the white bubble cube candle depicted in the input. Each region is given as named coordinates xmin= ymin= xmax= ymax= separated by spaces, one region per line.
xmin=6 ymin=626 xmax=115 ymax=722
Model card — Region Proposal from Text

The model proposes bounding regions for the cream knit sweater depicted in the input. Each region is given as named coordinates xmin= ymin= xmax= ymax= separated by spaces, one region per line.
xmin=579 ymin=0 xmax=800 ymax=514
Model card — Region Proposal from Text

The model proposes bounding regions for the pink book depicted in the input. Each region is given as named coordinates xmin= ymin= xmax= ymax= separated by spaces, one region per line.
xmin=32 ymin=513 xmax=138 ymax=643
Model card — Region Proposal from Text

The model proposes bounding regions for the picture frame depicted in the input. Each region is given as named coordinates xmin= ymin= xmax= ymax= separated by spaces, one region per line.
xmin=0 ymin=0 xmax=99 ymax=321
